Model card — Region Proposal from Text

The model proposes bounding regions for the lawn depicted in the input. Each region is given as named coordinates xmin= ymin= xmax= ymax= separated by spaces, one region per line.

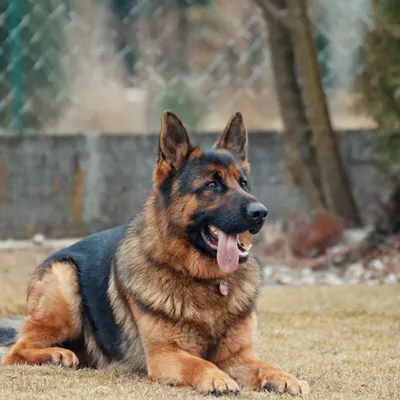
xmin=0 ymin=249 xmax=399 ymax=399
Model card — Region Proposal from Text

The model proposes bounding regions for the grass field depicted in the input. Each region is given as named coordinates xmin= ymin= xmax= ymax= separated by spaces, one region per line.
xmin=0 ymin=249 xmax=399 ymax=399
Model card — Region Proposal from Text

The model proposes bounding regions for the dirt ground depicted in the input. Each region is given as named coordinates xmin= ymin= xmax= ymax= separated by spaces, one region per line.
xmin=0 ymin=249 xmax=399 ymax=400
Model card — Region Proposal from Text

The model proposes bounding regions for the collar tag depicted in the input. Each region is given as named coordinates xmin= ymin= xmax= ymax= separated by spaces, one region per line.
xmin=219 ymin=280 xmax=229 ymax=296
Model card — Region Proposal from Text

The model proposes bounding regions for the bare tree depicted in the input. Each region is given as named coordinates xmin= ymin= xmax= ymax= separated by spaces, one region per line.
xmin=255 ymin=0 xmax=362 ymax=226
xmin=286 ymin=0 xmax=361 ymax=225
xmin=256 ymin=0 xmax=325 ymax=211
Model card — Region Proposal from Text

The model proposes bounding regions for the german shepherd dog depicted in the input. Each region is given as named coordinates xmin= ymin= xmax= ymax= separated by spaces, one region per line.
xmin=1 ymin=111 xmax=309 ymax=397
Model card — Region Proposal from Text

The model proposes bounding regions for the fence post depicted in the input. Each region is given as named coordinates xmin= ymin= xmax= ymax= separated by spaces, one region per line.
xmin=8 ymin=0 xmax=23 ymax=135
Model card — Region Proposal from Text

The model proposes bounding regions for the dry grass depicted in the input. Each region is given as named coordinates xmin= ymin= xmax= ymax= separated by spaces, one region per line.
xmin=0 ymin=249 xmax=56 ymax=318
xmin=0 ymin=249 xmax=399 ymax=399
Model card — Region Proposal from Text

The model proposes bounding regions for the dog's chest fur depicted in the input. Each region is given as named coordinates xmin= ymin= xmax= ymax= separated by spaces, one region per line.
xmin=108 ymin=251 xmax=260 ymax=370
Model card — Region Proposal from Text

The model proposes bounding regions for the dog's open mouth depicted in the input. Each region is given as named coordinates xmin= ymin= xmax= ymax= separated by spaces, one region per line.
xmin=201 ymin=224 xmax=252 ymax=273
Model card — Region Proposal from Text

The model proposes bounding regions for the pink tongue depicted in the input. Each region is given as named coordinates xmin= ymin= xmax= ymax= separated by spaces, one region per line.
xmin=216 ymin=229 xmax=239 ymax=273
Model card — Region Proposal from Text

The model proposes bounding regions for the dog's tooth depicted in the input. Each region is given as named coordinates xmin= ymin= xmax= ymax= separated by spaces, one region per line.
xmin=209 ymin=225 xmax=218 ymax=235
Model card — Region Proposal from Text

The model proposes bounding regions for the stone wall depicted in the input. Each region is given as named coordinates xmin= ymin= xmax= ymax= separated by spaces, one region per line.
xmin=0 ymin=131 xmax=389 ymax=239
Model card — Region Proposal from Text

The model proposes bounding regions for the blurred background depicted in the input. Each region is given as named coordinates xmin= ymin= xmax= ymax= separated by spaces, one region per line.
xmin=0 ymin=0 xmax=373 ymax=134
xmin=0 ymin=0 xmax=399 ymax=288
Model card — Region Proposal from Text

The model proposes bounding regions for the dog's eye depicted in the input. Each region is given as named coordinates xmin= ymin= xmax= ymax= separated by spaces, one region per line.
xmin=206 ymin=181 xmax=218 ymax=190
xmin=240 ymin=179 xmax=249 ymax=191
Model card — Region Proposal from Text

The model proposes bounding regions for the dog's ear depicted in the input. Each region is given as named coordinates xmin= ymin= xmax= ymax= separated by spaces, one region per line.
xmin=214 ymin=111 xmax=248 ymax=163
xmin=155 ymin=111 xmax=192 ymax=180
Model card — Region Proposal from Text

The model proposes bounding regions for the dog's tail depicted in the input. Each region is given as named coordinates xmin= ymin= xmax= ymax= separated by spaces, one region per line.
xmin=0 ymin=326 xmax=17 ymax=347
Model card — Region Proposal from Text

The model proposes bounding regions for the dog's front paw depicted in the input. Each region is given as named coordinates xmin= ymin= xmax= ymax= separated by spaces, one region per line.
xmin=45 ymin=348 xmax=80 ymax=368
xmin=259 ymin=368 xmax=309 ymax=397
xmin=196 ymin=370 xmax=240 ymax=396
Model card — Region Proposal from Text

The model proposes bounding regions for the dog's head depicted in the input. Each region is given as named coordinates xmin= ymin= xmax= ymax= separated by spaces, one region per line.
xmin=152 ymin=111 xmax=268 ymax=275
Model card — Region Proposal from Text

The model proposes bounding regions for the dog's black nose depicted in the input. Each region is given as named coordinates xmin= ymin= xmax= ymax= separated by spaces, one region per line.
xmin=247 ymin=203 xmax=268 ymax=225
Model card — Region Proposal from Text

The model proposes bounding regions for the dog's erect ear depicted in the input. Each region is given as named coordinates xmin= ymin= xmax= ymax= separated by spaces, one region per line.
xmin=157 ymin=110 xmax=192 ymax=171
xmin=214 ymin=111 xmax=248 ymax=162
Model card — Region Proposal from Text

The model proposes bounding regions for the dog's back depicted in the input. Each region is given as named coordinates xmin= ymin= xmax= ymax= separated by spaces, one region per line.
xmin=1 ymin=224 xmax=147 ymax=370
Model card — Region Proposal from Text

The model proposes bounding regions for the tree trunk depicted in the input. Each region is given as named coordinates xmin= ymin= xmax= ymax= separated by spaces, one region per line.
xmin=258 ymin=0 xmax=325 ymax=211
xmin=286 ymin=0 xmax=362 ymax=226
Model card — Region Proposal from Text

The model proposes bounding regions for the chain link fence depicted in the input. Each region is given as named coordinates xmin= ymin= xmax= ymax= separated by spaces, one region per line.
xmin=0 ymin=0 xmax=371 ymax=135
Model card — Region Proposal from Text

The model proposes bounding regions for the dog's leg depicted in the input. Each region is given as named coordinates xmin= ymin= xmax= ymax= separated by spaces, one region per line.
xmin=213 ymin=312 xmax=310 ymax=397
xmin=2 ymin=261 xmax=81 ymax=368
xmin=129 ymin=300 xmax=240 ymax=395
xmin=146 ymin=346 xmax=240 ymax=395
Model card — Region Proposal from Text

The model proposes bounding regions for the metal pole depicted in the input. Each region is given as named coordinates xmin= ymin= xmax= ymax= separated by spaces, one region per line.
xmin=8 ymin=0 xmax=23 ymax=135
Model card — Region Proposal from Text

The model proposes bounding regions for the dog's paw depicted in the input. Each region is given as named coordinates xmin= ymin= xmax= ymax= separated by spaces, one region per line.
xmin=260 ymin=369 xmax=309 ymax=397
xmin=197 ymin=371 xmax=240 ymax=396
xmin=44 ymin=348 xmax=80 ymax=368
xmin=2 ymin=347 xmax=79 ymax=368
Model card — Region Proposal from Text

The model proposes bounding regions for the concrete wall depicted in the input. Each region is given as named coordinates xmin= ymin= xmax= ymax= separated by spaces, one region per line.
xmin=0 ymin=131 xmax=390 ymax=239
